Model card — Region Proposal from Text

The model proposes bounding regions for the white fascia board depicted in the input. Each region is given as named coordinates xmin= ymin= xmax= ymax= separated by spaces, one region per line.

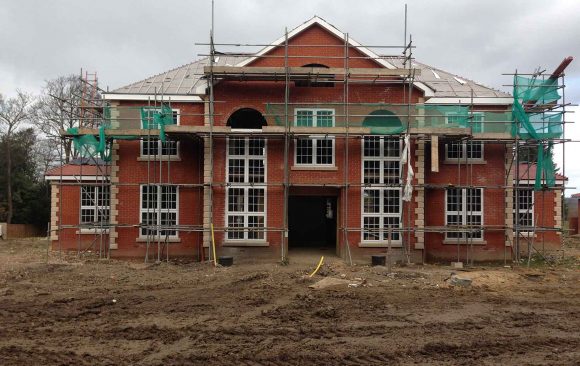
xmin=45 ymin=175 xmax=110 ymax=182
xmin=103 ymin=93 xmax=202 ymax=102
xmin=425 ymin=97 xmax=513 ymax=105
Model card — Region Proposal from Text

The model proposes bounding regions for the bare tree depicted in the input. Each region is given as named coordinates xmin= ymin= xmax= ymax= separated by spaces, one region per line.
xmin=35 ymin=75 xmax=102 ymax=164
xmin=0 ymin=90 xmax=36 ymax=223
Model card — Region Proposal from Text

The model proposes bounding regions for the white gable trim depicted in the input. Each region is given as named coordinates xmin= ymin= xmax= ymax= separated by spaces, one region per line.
xmin=236 ymin=17 xmax=395 ymax=69
xmin=426 ymin=97 xmax=513 ymax=105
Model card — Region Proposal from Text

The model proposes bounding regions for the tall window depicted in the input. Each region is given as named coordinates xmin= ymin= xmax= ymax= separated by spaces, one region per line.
xmin=226 ymin=137 xmax=266 ymax=241
xmin=445 ymin=188 xmax=483 ymax=240
xmin=362 ymin=137 xmax=402 ymax=243
xmin=140 ymin=185 xmax=178 ymax=238
xmin=445 ymin=112 xmax=484 ymax=160
xmin=513 ymin=188 xmax=533 ymax=230
xmin=141 ymin=108 xmax=179 ymax=157
xmin=80 ymin=186 xmax=110 ymax=225
xmin=294 ymin=109 xmax=335 ymax=166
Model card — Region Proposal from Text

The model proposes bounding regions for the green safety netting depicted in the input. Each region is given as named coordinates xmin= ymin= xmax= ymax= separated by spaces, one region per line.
xmin=67 ymin=104 xmax=175 ymax=162
xmin=511 ymin=75 xmax=563 ymax=190
xmin=264 ymin=103 xmax=513 ymax=133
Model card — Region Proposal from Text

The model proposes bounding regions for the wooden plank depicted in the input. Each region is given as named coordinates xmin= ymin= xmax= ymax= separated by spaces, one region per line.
xmin=431 ymin=135 xmax=439 ymax=173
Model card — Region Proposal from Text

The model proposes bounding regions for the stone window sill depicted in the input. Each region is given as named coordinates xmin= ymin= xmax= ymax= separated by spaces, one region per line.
xmin=443 ymin=159 xmax=487 ymax=165
xmin=443 ymin=239 xmax=487 ymax=245
xmin=222 ymin=240 xmax=269 ymax=247
xmin=136 ymin=237 xmax=181 ymax=243
xmin=137 ymin=156 xmax=181 ymax=162
xmin=359 ymin=241 xmax=403 ymax=248
xmin=291 ymin=165 xmax=337 ymax=171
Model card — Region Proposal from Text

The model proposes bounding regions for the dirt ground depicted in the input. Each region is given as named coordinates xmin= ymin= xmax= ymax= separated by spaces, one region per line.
xmin=0 ymin=238 xmax=579 ymax=365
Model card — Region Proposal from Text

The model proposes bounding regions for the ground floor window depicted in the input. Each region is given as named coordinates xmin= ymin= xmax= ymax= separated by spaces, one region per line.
xmin=513 ymin=187 xmax=534 ymax=230
xmin=445 ymin=188 xmax=483 ymax=240
xmin=80 ymin=185 xmax=110 ymax=225
xmin=362 ymin=188 xmax=401 ymax=242
xmin=226 ymin=137 xmax=267 ymax=241
xmin=140 ymin=185 xmax=178 ymax=238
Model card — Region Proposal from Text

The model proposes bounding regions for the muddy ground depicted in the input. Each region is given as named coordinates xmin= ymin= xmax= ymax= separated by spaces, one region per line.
xmin=0 ymin=238 xmax=579 ymax=365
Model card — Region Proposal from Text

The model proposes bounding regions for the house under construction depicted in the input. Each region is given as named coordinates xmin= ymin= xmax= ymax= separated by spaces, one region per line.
xmin=45 ymin=16 xmax=573 ymax=265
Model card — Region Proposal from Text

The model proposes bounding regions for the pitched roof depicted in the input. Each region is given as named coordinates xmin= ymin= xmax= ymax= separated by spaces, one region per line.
xmin=45 ymin=161 xmax=110 ymax=180
xmin=109 ymin=16 xmax=510 ymax=100
xmin=517 ymin=163 xmax=566 ymax=182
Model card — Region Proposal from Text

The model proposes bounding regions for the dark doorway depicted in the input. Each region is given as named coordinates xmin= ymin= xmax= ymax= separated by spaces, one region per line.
xmin=288 ymin=196 xmax=337 ymax=249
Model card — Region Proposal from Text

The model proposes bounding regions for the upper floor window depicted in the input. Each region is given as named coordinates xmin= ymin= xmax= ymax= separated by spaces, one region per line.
xmin=294 ymin=109 xmax=335 ymax=166
xmin=140 ymin=108 xmax=179 ymax=157
xmin=140 ymin=184 xmax=178 ymax=238
xmin=445 ymin=141 xmax=484 ymax=161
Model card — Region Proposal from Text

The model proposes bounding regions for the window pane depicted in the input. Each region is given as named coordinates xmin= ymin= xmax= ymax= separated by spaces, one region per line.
xmin=467 ymin=215 xmax=482 ymax=239
xmin=383 ymin=216 xmax=400 ymax=241
xmin=384 ymin=189 xmax=400 ymax=214
xmin=467 ymin=141 xmax=483 ymax=160
xmin=384 ymin=138 xmax=400 ymax=158
xmin=161 ymin=140 xmax=178 ymax=156
xmin=446 ymin=214 xmax=464 ymax=239
xmin=363 ymin=137 xmax=380 ymax=157
xmin=141 ymin=212 xmax=157 ymax=236
xmin=142 ymin=185 xmax=158 ymax=209
xmin=363 ymin=216 xmax=380 ymax=241
xmin=363 ymin=161 xmax=380 ymax=184
xmin=383 ymin=161 xmax=400 ymax=185
xmin=296 ymin=138 xmax=313 ymax=164
xmin=248 ymin=159 xmax=265 ymax=183
xmin=228 ymin=137 xmax=245 ymax=156
xmin=446 ymin=142 xmax=463 ymax=159
xmin=227 ymin=215 xmax=244 ymax=239
xmin=228 ymin=188 xmax=245 ymax=212
xmin=316 ymin=110 xmax=333 ymax=127
xmin=248 ymin=188 xmax=265 ymax=213
xmin=81 ymin=208 xmax=94 ymax=224
xmin=81 ymin=186 xmax=96 ymax=207
xmin=160 ymin=212 xmax=177 ymax=236
xmin=228 ymin=159 xmax=245 ymax=183
xmin=296 ymin=110 xmax=313 ymax=127
xmin=248 ymin=216 xmax=265 ymax=240
xmin=466 ymin=188 xmax=481 ymax=212
xmin=446 ymin=188 xmax=462 ymax=212
xmin=363 ymin=189 xmax=380 ymax=213
xmin=161 ymin=186 xmax=177 ymax=210
xmin=316 ymin=138 xmax=333 ymax=165
xmin=248 ymin=138 xmax=265 ymax=156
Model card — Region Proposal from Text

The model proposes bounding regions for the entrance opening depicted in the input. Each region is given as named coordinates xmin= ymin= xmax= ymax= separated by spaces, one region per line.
xmin=288 ymin=196 xmax=337 ymax=249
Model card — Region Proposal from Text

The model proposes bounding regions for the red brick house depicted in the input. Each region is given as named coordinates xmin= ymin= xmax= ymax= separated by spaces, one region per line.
xmin=46 ymin=17 xmax=566 ymax=263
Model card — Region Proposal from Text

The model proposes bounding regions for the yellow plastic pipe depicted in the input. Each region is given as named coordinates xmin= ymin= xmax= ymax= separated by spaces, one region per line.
xmin=211 ymin=223 xmax=217 ymax=266
xmin=309 ymin=256 xmax=324 ymax=277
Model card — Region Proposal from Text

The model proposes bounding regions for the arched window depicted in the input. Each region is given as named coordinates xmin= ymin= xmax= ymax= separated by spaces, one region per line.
xmin=362 ymin=110 xmax=404 ymax=134
xmin=227 ymin=108 xmax=267 ymax=129
xmin=295 ymin=63 xmax=334 ymax=88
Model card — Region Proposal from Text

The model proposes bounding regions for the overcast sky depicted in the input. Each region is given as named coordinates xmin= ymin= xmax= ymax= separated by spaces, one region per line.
xmin=1 ymin=0 xmax=579 ymax=195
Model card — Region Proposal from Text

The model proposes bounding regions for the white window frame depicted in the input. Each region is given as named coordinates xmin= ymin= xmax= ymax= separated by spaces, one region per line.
xmin=513 ymin=186 xmax=534 ymax=233
xmin=80 ymin=185 xmax=110 ymax=225
xmin=445 ymin=188 xmax=484 ymax=241
xmin=445 ymin=112 xmax=484 ymax=161
xmin=140 ymin=108 xmax=180 ymax=158
xmin=293 ymin=108 xmax=335 ymax=166
xmin=360 ymin=136 xmax=402 ymax=246
xmin=139 ymin=184 xmax=179 ymax=239
xmin=225 ymin=137 xmax=267 ymax=242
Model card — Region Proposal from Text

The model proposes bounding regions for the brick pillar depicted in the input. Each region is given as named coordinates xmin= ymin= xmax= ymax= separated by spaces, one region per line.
xmin=50 ymin=183 xmax=59 ymax=241
xmin=414 ymin=139 xmax=425 ymax=249
xmin=504 ymin=143 xmax=514 ymax=248
xmin=109 ymin=142 xmax=120 ymax=250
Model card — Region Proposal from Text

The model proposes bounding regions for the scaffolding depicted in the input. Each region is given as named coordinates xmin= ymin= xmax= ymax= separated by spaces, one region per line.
xmin=48 ymin=10 xmax=575 ymax=267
